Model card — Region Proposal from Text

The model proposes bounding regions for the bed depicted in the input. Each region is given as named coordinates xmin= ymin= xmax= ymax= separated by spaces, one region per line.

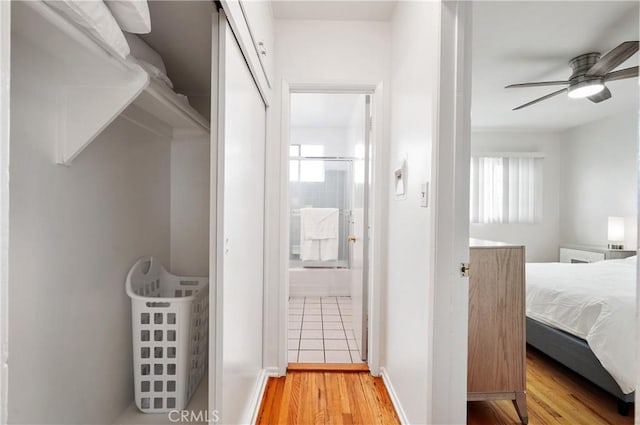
xmin=526 ymin=256 xmax=636 ymax=415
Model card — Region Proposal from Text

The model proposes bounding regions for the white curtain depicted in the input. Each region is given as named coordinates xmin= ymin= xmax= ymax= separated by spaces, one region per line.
xmin=470 ymin=156 xmax=542 ymax=224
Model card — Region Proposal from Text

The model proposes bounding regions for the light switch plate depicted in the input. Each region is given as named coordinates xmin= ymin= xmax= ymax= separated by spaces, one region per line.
xmin=420 ymin=182 xmax=429 ymax=207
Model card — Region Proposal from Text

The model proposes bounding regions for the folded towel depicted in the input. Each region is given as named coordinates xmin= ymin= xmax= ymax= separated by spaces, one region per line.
xmin=301 ymin=208 xmax=339 ymax=240
xmin=300 ymin=208 xmax=339 ymax=262
xmin=320 ymin=237 xmax=338 ymax=261
xmin=300 ymin=239 xmax=320 ymax=262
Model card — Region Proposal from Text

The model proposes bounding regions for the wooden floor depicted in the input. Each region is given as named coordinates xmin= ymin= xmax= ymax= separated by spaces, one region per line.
xmin=468 ymin=347 xmax=634 ymax=425
xmin=256 ymin=366 xmax=400 ymax=424
xmin=258 ymin=347 xmax=632 ymax=425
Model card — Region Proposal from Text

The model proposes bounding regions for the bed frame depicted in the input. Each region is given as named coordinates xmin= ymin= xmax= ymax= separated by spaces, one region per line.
xmin=526 ymin=317 xmax=634 ymax=416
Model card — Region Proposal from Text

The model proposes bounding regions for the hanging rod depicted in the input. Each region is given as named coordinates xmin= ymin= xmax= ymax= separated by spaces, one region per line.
xmin=290 ymin=208 xmax=351 ymax=214
xmin=289 ymin=156 xmax=360 ymax=161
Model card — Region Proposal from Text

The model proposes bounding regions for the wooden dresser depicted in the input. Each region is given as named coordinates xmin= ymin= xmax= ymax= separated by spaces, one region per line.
xmin=468 ymin=239 xmax=528 ymax=424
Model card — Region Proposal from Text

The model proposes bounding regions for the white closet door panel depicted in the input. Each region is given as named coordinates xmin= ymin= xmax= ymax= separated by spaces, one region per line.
xmin=218 ymin=18 xmax=266 ymax=424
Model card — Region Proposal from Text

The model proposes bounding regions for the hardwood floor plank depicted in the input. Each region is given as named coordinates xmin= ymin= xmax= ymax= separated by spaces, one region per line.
xmin=299 ymin=372 xmax=315 ymax=425
xmin=343 ymin=373 xmax=366 ymax=424
xmin=284 ymin=371 xmax=301 ymax=424
xmin=468 ymin=347 xmax=634 ymax=425
xmin=258 ymin=371 xmax=400 ymax=425
xmin=358 ymin=374 xmax=385 ymax=424
xmin=324 ymin=373 xmax=345 ymax=425
xmin=335 ymin=372 xmax=353 ymax=420
xmin=256 ymin=376 xmax=284 ymax=424
xmin=262 ymin=347 xmax=630 ymax=425
xmin=372 ymin=375 xmax=401 ymax=424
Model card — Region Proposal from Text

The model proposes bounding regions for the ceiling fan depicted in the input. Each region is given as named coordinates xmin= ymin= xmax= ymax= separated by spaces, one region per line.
xmin=506 ymin=41 xmax=639 ymax=110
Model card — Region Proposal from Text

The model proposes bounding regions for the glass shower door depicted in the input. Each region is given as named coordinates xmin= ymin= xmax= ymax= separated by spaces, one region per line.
xmin=289 ymin=159 xmax=352 ymax=268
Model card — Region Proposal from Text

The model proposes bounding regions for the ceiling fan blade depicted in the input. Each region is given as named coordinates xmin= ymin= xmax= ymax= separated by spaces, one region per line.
xmin=588 ymin=87 xmax=612 ymax=103
xmin=606 ymin=66 xmax=639 ymax=81
xmin=513 ymin=88 xmax=568 ymax=111
xmin=505 ymin=81 xmax=569 ymax=89
xmin=586 ymin=41 xmax=639 ymax=76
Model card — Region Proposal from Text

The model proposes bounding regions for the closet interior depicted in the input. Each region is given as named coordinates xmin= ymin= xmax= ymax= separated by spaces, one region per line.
xmin=8 ymin=1 xmax=222 ymax=423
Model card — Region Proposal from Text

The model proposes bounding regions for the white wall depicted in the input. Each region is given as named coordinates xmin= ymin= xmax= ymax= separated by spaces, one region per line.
xmin=170 ymin=138 xmax=210 ymax=276
xmin=470 ymin=130 xmax=563 ymax=262
xmin=268 ymin=18 xmax=391 ymax=370
xmin=7 ymin=33 xmax=192 ymax=425
xmin=345 ymin=95 xmax=365 ymax=158
xmin=385 ymin=2 xmax=440 ymax=423
xmin=9 ymin=62 xmax=171 ymax=423
xmin=560 ymin=111 xmax=638 ymax=250
xmin=290 ymin=126 xmax=349 ymax=156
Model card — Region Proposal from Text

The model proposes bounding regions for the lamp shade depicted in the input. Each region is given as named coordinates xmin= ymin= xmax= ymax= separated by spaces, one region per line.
xmin=608 ymin=216 xmax=625 ymax=242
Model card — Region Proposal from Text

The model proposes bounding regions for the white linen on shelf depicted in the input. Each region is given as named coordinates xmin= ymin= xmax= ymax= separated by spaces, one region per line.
xmin=124 ymin=32 xmax=167 ymax=74
xmin=45 ymin=0 xmax=130 ymax=58
xmin=526 ymin=258 xmax=636 ymax=394
xmin=104 ymin=0 xmax=151 ymax=34
xmin=130 ymin=57 xmax=173 ymax=89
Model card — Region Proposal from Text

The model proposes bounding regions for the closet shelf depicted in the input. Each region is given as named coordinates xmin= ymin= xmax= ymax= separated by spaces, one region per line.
xmin=14 ymin=1 xmax=210 ymax=166
xmin=133 ymin=78 xmax=210 ymax=135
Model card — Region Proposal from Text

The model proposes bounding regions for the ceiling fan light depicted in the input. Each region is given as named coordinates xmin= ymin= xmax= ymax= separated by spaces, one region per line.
xmin=568 ymin=79 xmax=605 ymax=99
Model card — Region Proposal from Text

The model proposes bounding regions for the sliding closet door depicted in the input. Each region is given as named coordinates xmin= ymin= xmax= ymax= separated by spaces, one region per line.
xmin=215 ymin=13 xmax=266 ymax=424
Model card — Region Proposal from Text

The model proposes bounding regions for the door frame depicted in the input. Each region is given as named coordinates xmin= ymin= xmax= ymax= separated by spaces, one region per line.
xmin=0 ymin=1 xmax=10 ymax=423
xmin=428 ymin=1 xmax=472 ymax=423
xmin=278 ymin=82 xmax=385 ymax=376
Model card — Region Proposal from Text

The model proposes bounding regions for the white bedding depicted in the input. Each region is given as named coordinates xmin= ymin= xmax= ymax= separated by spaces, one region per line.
xmin=46 ymin=0 xmax=130 ymax=58
xmin=124 ymin=32 xmax=167 ymax=75
xmin=526 ymin=257 xmax=636 ymax=394
xmin=105 ymin=0 xmax=151 ymax=34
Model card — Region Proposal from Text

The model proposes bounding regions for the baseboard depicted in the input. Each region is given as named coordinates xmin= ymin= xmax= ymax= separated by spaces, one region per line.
xmin=380 ymin=367 xmax=410 ymax=425
xmin=245 ymin=368 xmax=270 ymax=425
xmin=287 ymin=362 xmax=369 ymax=372
xmin=266 ymin=366 xmax=280 ymax=377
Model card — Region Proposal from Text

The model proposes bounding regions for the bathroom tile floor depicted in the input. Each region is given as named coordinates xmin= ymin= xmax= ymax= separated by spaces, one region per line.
xmin=288 ymin=296 xmax=363 ymax=364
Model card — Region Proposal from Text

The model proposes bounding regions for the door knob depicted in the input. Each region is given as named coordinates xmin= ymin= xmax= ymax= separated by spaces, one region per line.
xmin=348 ymin=235 xmax=357 ymax=243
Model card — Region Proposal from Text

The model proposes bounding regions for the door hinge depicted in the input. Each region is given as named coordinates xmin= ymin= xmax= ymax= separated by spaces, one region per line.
xmin=460 ymin=262 xmax=470 ymax=277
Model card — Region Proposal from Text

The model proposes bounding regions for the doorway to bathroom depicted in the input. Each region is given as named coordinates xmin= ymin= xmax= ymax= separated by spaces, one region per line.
xmin=285 ymin=91 xmax=372 ymax=365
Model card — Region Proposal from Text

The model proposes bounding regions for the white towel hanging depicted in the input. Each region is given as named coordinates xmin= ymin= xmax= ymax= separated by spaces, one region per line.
xmin=300 ymin=208 xmax=339 ymax=261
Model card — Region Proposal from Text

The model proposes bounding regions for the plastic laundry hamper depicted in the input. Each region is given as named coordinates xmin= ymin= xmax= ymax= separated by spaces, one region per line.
xmin=126 ymin=257 xmax=209 ymax=413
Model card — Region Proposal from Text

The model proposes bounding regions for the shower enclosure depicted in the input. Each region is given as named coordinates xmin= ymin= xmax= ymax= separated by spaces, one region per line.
xmin=289 ymin=157 xmax=354 ymax=269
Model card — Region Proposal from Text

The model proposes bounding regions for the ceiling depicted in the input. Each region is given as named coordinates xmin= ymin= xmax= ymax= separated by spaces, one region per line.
xmin=291 ymin=93 xmax=364 ymax=127
xmin=472 ymin=1 xmax=639 ymax=130
xmin=272 ymin=0 xmax=396 ymax=21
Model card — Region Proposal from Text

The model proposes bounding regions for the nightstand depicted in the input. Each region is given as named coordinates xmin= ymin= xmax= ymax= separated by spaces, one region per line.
xmin=559 ymin=246 xmax=636 ymax=263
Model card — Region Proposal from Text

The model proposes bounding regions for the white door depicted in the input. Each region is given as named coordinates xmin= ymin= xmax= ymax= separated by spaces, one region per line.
xmin=348 ymin=197 xmax=364 ymax=359
xmin=214 ymin=13 xmax=266 ymax=424
xmin=349 ymin=95 xmax=371 ymax=361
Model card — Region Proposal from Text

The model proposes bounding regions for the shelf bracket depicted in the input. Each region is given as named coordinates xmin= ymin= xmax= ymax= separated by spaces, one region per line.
xmin=56 ymin=72 xmax=149 ymax=166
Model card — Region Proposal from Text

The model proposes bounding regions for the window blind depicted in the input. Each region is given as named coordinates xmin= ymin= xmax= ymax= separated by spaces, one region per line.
xmin=470 ymin=155 xmax=542 ymax=224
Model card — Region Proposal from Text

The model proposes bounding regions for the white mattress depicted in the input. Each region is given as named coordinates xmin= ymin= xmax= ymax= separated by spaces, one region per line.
xmin=526 ymin=257 xmax=636 ymax=394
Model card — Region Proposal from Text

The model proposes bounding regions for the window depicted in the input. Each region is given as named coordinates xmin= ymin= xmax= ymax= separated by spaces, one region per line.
xmin=470 ymin=155 xmax=542 ymax=224
xmin=289 ymin=145 xmax=300 ymax=181
xmin=354 ymin=144 xmax=365 ymax=184
xmin=289 ymin=144 xmax=325 ymax=182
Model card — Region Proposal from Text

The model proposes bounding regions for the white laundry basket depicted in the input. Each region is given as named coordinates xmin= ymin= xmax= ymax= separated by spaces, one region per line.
xmin=126 ymin=257 xmax=209 ymax=413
